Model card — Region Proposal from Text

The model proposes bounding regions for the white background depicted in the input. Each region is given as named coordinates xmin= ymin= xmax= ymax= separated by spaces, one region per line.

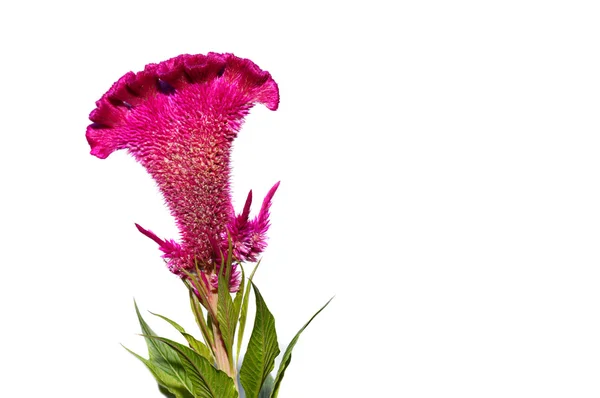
xmin=1 ymin=1 xmax=600 ymax=397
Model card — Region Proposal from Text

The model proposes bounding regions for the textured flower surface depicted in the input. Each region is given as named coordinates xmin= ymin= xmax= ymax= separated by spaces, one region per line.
xmin=86 ymin=53 xmax=280 ymax=291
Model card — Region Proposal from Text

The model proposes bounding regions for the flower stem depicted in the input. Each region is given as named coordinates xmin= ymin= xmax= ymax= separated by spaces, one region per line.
xmin=212 ymin=322 xmax=233 ymax=374
xmin=207 ymin=293 xmax=237 ymax=381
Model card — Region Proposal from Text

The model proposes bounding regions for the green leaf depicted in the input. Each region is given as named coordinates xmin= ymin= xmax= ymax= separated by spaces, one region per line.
xmin=258 ymin=373 xmax=275 ymax=398
xmin=270 ymin=297 xmax=334 ymax=398
xmin=217 ymin=265 xmax=237 ymax=363
xmin=132 ymin=301 xmax=193 ymax=395
xmin=239 ymin=283 xmax=280 ymax=398
xmin=183 ymin=333 xmax=215 ymax=363
xmin=233 ymin=265 xmax=245 ymax=363
xmin=151 ymin=312 xmax=214 ymax=362
xmin=144 ymin=335 xmax=238 ymax=398
xmin=151 ymin=311 xmax=187 ymax=333
xmin=206 ymin=311 xmax=214 ymax=341
xmin=224 ymin=234 xmax=234 ymax=284
xmin=123 ymin=345 xmax=194 ymax=398
xmin=158 ymin=384 xmax=178 ymax=398
xmin=236 ymin=261 xmax=260 ymax=366
xmin=189 ymin=290 xmax=215 ymax=351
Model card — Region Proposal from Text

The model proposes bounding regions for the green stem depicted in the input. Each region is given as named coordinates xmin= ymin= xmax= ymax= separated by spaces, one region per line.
xmin=186 ymin=266 xmax=239 ymax=393
xmin=207 ymin=292 xmax=237 ymax=382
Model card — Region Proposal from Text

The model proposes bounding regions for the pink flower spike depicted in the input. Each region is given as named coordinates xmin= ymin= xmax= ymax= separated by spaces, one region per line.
xmin=209 ymin=262 xmax=242 ymax=293
xmin=87 ymin=53 xmax=279 ymax=279
xmin=225 ymin=190 xmax=253 ymax=260
xmin=135 ymin=223 xmax=184 ymax=274
xmin=255 ymin=181 xmax=280 ymax=229
xmin=238 ymin=190 xmax=253 ymax=228
xmin=223 ymin=182 xmax=279 ymax=263
xmin=135 ymin=223 xmax=165 ymax=246
xmin=247 ymin=181 xmax=280 ymax=261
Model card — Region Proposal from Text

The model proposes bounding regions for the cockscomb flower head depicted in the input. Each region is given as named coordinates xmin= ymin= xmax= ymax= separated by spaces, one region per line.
xmin=86 ymin=53 xmax=279 ymax=292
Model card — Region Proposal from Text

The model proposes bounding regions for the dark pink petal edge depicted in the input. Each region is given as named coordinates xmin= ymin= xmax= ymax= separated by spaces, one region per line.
xmin=86 ymin=52 xmax=279 ymax=159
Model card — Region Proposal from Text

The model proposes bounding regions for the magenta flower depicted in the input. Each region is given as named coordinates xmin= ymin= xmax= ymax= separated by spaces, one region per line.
xmin=86 ymin=53 xmax=279 ymax=292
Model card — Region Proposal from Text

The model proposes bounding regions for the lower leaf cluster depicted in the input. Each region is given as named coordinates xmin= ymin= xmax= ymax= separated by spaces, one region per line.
xmin=125 ymin=275 xmax=332 ymax=398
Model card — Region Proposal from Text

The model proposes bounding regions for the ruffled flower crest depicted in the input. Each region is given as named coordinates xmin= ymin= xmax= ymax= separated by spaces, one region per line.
xmin=86 ymin=53 xmax=279 ymax=292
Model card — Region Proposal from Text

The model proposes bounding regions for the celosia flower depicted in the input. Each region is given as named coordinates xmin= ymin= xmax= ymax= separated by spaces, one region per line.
xmin=86 ymin=53 xmax=279 ymax=292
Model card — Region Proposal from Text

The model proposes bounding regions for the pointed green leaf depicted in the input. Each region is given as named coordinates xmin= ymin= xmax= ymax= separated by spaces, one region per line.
xmin=258 ymin=373 xmax=275 ymax=398
xmin=182 ymin=333 xmax=215 ymax=363
xmin=189 ymin=290 xmax=215 ymax=351
xmin=239 ymin=283 xmax=280 ymax=398
xmin=233 ymin=264 xmax=245 ymax=327
xmin=270 ymin=297 xmax=333 ymax=398
xmin=233 ymin=264 xmax=246 ymax=364
xmin=217 ymin=270 xmax=236 ymax=361
xmin=144 ymin=335 xmax=238 ymax=398
xmin=151 ymin=312 xmax=215 ymax=362
xmin=122 ymin=345 xmax=193 ymax=398
xmin=133 ymin=301 xmax=193 ymax=394
xmin=158 ymin=384 xmax=178 ymax=398
xmin=151 ymin=312 xmax=186 ymax=333
xmin=207 ymin=311 xmax=214 ymax=341
xmin=224 ymin=234 xmax=234 ymax=284
xmin=236 ymin=261 xmax=260 ymax=365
